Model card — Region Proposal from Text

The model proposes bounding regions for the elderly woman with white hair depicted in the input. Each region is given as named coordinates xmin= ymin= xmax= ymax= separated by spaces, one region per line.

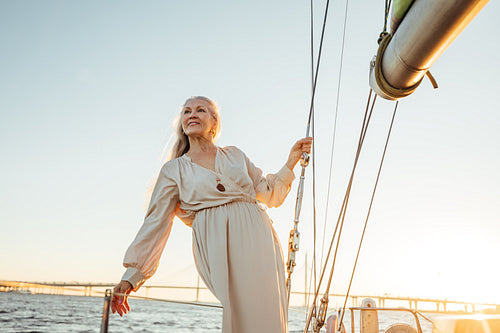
xmin=112 ymin=96 xmax=312 ymax=333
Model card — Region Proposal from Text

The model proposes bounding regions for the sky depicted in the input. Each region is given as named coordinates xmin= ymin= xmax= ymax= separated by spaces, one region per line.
xmin=1 ymin=0 xmax=499 ymax=307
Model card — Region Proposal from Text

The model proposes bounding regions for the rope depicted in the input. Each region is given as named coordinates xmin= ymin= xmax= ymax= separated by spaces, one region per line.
xmin=300 ymin=0 xmax=332 ymax=323
xmin=310 ymin=0 xmax=315 ymax=90
xmin=303 ymin=90 xmax=376 ymax=332
xmin=319 ymin=0 xmax=350 ymax=275
xmin=305 ymin=0 xmax=331 ymax=134
xmin=310 ymin=0 xmax=318 ymax=315
xmin=383 ymin=0 xmax=392 ymax=34
xmin=377 ymin=0 xmax=392 ymax=44
xmin=112 ymin=292 xmax=223 ymax=309
xmin=323 ymin=92 xmax=377 ymax=295
xmin=426 ymin=71 xmax=439 ymax=89
xmin=309 ymin=97 xmax=319 ymax=318
xmin=286 ymin=0 xmax=331 ymax=307
xmin=112 ymin=290 xmax=308 ymax=314
xmin=310 ymin=0 xmax=352 ymax=328
xmin=305 ymin=0 xmax=316 ymax=317
xmin=338 ymin=101 xmax=399 ymax=328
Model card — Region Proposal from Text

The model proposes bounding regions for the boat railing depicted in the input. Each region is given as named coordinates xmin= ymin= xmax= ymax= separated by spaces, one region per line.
xmin=99 ymin=290 xmax=435 ymax=333
xmin=100 ymin=289 xmax=112 ymax=333
xmin=337 ymin=305 xmax=434 ymax=333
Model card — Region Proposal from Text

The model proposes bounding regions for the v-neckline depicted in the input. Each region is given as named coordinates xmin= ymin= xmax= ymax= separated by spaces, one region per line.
xmin=184 ymin=146 xmax=219 ymax=174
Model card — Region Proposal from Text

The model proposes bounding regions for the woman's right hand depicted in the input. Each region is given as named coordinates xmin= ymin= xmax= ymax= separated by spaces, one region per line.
xmin=286 ymin=137 xmax=313 ymax=170
xmin=111 ymin=280 xmax=133 ymax=316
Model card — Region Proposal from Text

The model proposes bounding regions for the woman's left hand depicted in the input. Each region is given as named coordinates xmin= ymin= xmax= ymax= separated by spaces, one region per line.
xmin=111 ymin=280 xmax=133 ymax=317
xmin=286 ymin=137 xmax=313 ymax=170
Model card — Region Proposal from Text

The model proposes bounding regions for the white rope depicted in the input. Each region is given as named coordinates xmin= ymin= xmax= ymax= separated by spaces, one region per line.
xmin=110 ymin=290 xmax=311 ymax=314
xmin=112 ymin=292 xmax=223 ymax=309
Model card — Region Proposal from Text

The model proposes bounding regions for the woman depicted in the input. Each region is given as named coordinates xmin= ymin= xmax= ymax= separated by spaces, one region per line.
xmin=112 ymin=96 xmax=312 ymax=333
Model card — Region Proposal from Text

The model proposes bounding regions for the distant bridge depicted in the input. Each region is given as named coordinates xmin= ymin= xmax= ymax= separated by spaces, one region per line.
xmin=1 ymin=280 xmax=498 ymax=313
xmin=0 ymin=280 xmax=210 ymax=297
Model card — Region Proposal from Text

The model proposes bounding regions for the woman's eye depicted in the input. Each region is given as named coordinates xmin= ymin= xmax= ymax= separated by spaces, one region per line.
xmin=184 ymin=110 xmax=191 ymax=114
xmin=197 ymin=108 xmax=205 ymax=112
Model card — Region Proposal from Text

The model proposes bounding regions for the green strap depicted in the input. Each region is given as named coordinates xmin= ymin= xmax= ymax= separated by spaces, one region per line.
xmin=392 ymin=0 xmax=415 ymax=19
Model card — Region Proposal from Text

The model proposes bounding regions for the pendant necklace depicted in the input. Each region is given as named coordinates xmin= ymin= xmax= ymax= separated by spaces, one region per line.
xmin=216 ymin=177 xmax=226 ymax=192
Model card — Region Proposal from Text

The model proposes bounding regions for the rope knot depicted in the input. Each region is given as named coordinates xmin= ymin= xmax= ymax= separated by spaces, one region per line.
xmin=377 ymin=31 xmax=390 ymax=45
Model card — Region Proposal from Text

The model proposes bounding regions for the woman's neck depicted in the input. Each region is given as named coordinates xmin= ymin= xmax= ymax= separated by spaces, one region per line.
xmin=187 ymin=136 xmax=216 ymax=155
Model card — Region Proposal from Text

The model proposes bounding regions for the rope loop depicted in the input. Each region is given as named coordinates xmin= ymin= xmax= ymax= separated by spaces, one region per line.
xmin=377 ymin=31 xmax=390 ymax=45
xmin=382 ymin=0 xmax=392 ymax=35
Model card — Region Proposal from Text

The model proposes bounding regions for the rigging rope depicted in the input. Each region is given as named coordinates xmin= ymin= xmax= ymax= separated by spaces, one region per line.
xmin=305 ymin=0 xmax=317 ymax=317
xmin=304 ymin=90 xmax=377 ymax=333
xmin=384 ymin=0 xmax=392 ymax=34
xmin=311 ymin=0 xmax=352 ymax=328
xmin=110 ymin=291 xmax=310 ymax=314
xmin=310 ymin=0 xmax=318 ymax=315
xmin=306 ymin=0 xmax=331 ymax=132
xmin=378 ymin=0 xmax=392 ymax=43
xmin=113 ymin=292 xmax=223 ymax=309
xmin=316 ymin=92 xmax=378 ymax=332
xmin=285 ymin=0 xmax=331 ymax=305
xmin=337 ymin=100 xmax=399 ymax=330
xmin=300 ymin=0 xmax=403 ymax=331
xmin=319 ymin=0 xmax=351 ymax=280
xmin=300 ymin=0 xmax=420 ymax=331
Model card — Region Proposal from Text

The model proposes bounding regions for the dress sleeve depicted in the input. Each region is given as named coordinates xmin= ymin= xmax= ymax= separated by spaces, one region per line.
xmin=121 ymin=163 xmax=179 ymax=290
xmin=242 ymin=149 xmax=295 ymax=208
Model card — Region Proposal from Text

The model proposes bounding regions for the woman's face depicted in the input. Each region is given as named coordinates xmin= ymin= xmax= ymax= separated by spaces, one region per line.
xmin=181 ymin=98 xmax=216 ymax=139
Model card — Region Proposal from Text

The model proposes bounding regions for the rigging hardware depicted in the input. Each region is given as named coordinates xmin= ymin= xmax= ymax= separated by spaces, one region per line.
xmin=286 ymin=154 xmax=309 ymax=303
xmin=285 ymin=0 xmax=331 ymax=304
xmin=314 ymin=296 xmax=329 ymax=332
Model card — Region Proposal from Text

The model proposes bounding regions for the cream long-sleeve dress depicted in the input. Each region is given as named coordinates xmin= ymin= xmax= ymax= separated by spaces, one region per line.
xmin=121 ymin=145 xmax=295 ymax=333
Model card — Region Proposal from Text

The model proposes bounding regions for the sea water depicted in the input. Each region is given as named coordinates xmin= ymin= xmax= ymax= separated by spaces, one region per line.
xmin=0 ymin=293 xmax=435 ymax=333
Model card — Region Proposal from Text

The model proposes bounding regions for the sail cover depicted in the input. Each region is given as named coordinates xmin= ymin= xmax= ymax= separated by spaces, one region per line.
xmin=390 ymin=0 xmax=415 ymax=33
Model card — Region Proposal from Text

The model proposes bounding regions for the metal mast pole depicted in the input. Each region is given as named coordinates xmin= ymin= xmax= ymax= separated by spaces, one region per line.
xmin=370 ymin=0 xmax=489 ymax=100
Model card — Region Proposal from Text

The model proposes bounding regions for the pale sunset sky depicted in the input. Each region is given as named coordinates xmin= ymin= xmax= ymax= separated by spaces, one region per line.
xmin=1 ymin=1 xmax=499 ymax=307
